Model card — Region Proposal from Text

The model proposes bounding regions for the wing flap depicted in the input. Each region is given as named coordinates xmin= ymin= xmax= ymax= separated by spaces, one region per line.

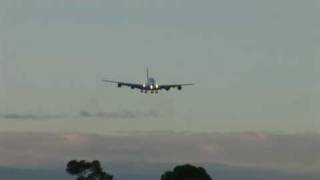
xmin=103 ymin=80 xmax=144 ymax=89
xmin=158 ymin=83 xmax=194 ymax=90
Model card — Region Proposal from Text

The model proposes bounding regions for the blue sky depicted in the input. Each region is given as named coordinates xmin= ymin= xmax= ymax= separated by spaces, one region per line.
xmin=0 ymin=0 xmax=320 ymax=134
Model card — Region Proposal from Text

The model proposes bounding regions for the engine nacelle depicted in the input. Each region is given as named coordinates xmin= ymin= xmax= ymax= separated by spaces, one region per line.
xmin=165 ymin=88 xmax=170 ymax=91
xmin=117 ymin=83 xmax=122 ymax=88
xmin=177 ymin=86 xmax=182 ymax=90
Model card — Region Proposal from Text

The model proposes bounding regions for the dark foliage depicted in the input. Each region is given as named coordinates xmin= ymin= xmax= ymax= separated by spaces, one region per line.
xmin=66 ymin=160 xmax=113 ymax=180
xmin=161 ymin=164 xmax=212 ymax=180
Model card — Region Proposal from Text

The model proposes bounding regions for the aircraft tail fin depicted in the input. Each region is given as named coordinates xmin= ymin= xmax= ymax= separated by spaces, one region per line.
xmin=146 ymin=67 xmax=149 ymax=80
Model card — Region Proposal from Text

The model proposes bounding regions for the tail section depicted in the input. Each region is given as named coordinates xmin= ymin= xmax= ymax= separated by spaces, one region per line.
xmin=146 ymin=67 xmax=149 ymax=80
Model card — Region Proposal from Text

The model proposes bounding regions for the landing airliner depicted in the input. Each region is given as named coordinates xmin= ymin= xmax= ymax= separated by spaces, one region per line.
xmin=103 ymin=68 xmax=194 ymax=93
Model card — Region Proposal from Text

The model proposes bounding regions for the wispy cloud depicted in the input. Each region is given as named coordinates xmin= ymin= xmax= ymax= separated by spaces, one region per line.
xmin=0 ymin=110 xmax=160 ymax=121
xmin=0 ymin=113 xmax=67 ymax=120
xmin=79 ymin=110 xmax=159 ymax=119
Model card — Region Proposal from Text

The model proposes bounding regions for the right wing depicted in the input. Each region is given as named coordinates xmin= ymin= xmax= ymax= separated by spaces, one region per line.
xmin=103 ymin=80 xmax=144 ymax=89
xmin=158 ymin=83 xmax=194 ymax=90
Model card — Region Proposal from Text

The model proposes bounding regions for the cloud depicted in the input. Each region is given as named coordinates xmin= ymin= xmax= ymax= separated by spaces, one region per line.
xmin=0 ymin=132 xmax=319 ymax=174
xmin=79 ymin=110 xmax=159 ymax=119
xmin=0 ymin=113 xmax=67 ymax=120
xmin=0 ymin=110 xmax=160 ymax=121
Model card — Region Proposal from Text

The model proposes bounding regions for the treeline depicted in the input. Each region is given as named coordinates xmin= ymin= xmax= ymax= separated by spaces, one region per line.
xmin=66 ymin=160 xmax=212 ymax=180
xmin=66 ymin=160 xmax=113 ymax=180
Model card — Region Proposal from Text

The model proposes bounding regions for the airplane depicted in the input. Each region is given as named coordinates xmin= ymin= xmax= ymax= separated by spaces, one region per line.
xmin=103 ymin=68 xmax=194 ymax=94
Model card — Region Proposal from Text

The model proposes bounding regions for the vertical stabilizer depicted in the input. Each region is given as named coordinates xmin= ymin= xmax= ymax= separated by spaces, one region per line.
xmin=146 ymin=67 xmax=149 ymax=80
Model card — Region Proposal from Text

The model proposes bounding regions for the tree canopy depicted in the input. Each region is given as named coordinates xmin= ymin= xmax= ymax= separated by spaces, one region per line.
xmin=161 ymin=164 xmax=212 ymax=180
xmin=66 ymin=160 xmax=113 ymax=180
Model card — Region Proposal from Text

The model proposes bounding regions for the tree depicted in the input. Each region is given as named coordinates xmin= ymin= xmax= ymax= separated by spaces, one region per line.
xmin=161 ymin=164 xmax=212 ymax=180
xmin=66 ymin=160 xmax=113 ymax=180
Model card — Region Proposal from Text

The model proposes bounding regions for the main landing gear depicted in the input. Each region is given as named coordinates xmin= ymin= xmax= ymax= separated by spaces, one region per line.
xmin=151 ymin=90 xmax=158 ymax=94
xmin=140 ymin=90 xmax=158 ymax=94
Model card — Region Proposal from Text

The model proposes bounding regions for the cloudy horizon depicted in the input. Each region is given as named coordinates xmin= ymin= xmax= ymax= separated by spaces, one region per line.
xmin=0 ymin=131 xmax=319 ymax=175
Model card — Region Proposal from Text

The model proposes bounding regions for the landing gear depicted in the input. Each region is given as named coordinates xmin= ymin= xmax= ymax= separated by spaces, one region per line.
xmin=150 ymin=90 xmax=158 ymax=94
xmin=140 ymin=89 xmax=158 ymax=94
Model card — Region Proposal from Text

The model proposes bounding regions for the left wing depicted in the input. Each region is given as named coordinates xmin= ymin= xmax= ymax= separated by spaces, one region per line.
xmin=103 ymin=80 xmax=144 ymax=89
xmin=158 ymin=83 xmax=194 ymax=90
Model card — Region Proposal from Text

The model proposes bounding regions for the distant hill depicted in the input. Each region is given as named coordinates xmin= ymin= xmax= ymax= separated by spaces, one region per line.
xmin=0 ymin=166 xmax=69 ymax=180
xmin=0 ymin=163 xmax=317 ymax=180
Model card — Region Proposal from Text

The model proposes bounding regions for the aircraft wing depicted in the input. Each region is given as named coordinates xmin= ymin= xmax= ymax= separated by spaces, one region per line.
xmin=158 ymin=83 xmax=194 ymax=90
xmin=103 ymin=80 xmax=144 ymax=89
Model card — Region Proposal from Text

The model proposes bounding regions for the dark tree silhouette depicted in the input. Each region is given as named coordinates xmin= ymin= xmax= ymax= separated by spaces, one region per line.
xmin=161 ymin=164 xmax=212 ymax=180
xmin=66 ymin=160 xmax=113 ymax=180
